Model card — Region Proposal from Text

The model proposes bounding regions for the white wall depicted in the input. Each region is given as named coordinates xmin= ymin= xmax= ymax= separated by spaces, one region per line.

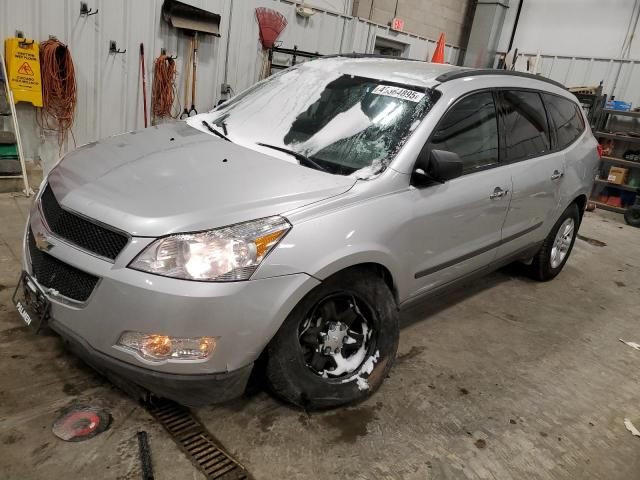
xmin=498 ymin=0 xmax=637 ymax=58
xmin=491 ymin=0 xmax=640 ymax=109
xmin=1 ymin=0 xmax=462 ymax=167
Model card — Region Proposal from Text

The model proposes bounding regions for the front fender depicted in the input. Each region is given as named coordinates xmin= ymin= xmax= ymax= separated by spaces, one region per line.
xmin=252 ymin=189 xmax=414 ymax=301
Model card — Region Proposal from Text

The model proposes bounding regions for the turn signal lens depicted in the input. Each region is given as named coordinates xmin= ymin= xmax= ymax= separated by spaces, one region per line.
xmin=255 ymin=230 xmax=287 ymax=258
xmin=117 ymin=331 xmax=217 ymax=361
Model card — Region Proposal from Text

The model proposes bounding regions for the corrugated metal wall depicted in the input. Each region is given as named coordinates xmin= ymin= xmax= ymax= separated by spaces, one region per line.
xmin=0 ymin=0 xmax=464 ymax=163
xmin=493 ymin=52 xmax=640 ymax=107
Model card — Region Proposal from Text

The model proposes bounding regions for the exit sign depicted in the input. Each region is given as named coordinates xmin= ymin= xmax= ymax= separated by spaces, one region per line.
xmin=391 ymin=17 xmax=404 ymax=31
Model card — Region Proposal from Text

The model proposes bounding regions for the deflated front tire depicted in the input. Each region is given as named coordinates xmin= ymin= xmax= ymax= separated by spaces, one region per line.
xmin=265 ymin=267 xmax=399 ymax=410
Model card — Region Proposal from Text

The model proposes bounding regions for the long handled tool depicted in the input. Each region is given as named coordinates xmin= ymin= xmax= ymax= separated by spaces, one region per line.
xmin=188 ymin=32 xmax=198 ymax=116
xmin=179 ymin=38 xmax=192 ymax=119
xmin=140 ymin=43 xmax=148 ymax=128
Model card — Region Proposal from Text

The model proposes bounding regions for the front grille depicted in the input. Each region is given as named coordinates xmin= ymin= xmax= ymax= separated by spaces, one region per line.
xmin=40 ymin=184 xmax=128 ymax=260
xmin=28 ymin=229 xmax=99 ymax=302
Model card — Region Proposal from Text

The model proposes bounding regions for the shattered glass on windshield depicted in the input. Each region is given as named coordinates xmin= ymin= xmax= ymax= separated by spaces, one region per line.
xmin=192 ymin=59 xmax=439 ymax=179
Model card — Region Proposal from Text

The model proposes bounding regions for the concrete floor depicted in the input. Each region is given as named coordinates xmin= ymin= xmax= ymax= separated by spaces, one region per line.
xmin=1 ymin=188 xmax=639 ymax=480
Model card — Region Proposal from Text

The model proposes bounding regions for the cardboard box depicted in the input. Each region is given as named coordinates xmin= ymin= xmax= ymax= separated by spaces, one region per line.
xmin=608 ymin=166 xmax=629 ymax=185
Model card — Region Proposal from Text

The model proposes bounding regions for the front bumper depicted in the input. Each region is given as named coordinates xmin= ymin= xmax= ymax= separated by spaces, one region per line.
xmin=52 ymin=319 xmax=253 ymax=406
xmin=24 ymin=202 xmax=320 ymax=403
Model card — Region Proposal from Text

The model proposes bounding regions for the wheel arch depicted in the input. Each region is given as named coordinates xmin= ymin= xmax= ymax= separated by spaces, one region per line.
xmin=322 ymin=262 xmax=399 ymax=306
xmin=573 ymin=193 xmax=588 ymax=223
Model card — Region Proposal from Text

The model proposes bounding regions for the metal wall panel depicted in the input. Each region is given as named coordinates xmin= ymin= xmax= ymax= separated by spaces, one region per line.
xmin=1 ymin=0 xmax=463 ymax=163
xmin=494 ymin=52 xmax=640 ymax=109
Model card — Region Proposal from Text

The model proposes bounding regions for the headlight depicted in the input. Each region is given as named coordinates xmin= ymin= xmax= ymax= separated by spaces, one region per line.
xmin=117 ymin=331 xmax=216 ymax=361
xmin=129 ymin=216 xmax=291 ymax=281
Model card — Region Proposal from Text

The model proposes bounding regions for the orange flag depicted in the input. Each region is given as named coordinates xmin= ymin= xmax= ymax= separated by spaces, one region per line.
xmin=431 ymin=33 xmax=445 ymax=63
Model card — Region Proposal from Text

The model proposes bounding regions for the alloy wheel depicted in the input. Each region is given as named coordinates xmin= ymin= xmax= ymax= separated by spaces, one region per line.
xmin=550 ymin=217 xmax=575 ymax=268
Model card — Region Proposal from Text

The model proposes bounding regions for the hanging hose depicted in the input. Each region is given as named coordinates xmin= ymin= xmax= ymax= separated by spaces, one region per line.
xmin=39 ymin=39 xmax=77 ymax=149
xmin=152 ymin=54 xmax=178 ymax=121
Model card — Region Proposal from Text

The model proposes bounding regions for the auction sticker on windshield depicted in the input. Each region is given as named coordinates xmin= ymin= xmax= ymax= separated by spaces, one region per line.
xmin=372 ymin=85 xmax=425 ymax=102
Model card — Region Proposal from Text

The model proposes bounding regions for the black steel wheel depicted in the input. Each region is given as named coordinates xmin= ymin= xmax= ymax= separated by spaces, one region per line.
xmin=266 ymin=267 xmax=399 ymax=409
xmin=298 ymin=292 xmax=375 ymax=380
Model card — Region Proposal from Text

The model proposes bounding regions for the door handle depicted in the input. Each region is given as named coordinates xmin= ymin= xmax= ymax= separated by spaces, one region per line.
xmin=489 ymin=187 xmax=506 ymax=199
xmin=551 ymin=170 xmax=564 ymax=180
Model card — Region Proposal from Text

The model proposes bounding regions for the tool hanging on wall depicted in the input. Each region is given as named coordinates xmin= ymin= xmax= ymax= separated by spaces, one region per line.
xmin=178 ymin=34 xmax=199 ymax=119
xmin=161 ymin=0 xmax=221 ymax=116
xmin=140 ymin=43 xmax=148 ymax=128
xmin=255 ymin=7 xmax=288 ymax=79
xmin=39 ymin=38 xmax=77 ymax=149
xmin=179 ymin=38 xmax=193 ymax=119
xmin=151 ymin=51 xmax=177 ymax=122
xmin=189 ymin=33 xmax=198 ymax=116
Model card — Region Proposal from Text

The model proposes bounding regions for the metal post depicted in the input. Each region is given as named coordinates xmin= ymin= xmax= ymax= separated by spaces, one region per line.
xmin=463 ymin=0 xmax=511 ymax=68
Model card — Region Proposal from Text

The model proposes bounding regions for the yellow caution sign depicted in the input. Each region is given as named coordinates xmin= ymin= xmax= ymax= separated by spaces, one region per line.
xmin=4 ymin=37 xmax=43 ymax=107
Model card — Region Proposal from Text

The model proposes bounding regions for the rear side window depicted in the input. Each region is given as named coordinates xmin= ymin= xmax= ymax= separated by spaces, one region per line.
xmin=542 ymin=94 xmax=585 ymax=149
xmin=430 ymin=91 xmax=499 ymax=173
xmin=499 ymin=90 xmax=550 ymax=162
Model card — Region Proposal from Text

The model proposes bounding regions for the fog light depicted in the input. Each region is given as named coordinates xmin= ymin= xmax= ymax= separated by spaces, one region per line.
xmin=117 ymin=331 xmax=216 ymax=361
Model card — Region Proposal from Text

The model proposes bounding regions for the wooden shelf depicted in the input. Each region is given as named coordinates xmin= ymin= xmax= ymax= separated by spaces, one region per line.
xmin=600 ymin=155 xmax=640 ymax=168
xmin=591 ymin=200 xmax=627 ymax=213
xmin=602 ymin=109 xmax=640 ymax=118
xmin=597 ymin=132 xmax=640 ymax=144
xmin=594 ymin=178 xmax=639 ymax=192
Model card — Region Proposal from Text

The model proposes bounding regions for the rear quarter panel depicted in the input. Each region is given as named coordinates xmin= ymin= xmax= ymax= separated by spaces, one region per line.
xmin=561 ymin=126 xmax=599 ymax=215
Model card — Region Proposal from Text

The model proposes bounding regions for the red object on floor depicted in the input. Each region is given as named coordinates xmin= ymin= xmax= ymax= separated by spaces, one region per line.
xmin=52 ymin=405 xmax=112 ymax=442
xmin=431 ymin=33 xmax=446 ymax=63
xmin=255 ymin=7 xmax=288 ymax=49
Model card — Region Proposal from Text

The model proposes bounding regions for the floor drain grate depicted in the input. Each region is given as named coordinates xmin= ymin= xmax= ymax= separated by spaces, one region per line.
xmin=146 ymin=399 xmax=252 ymax=480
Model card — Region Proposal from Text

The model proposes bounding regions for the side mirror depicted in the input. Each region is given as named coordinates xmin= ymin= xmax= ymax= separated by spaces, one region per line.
xmin=412 ymin=148 xmax=464 ymax=186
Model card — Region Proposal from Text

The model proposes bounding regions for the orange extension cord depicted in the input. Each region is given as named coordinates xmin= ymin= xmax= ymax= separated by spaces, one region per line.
xmin=39 ymin=39 xmax=77 ymax=149
xmin=152 ymin=54 xmax=178 ymax=120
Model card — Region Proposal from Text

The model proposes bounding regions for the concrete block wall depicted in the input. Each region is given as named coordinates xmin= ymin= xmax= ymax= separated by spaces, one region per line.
xmin=353 ymin=0 xmax=474 ymax=46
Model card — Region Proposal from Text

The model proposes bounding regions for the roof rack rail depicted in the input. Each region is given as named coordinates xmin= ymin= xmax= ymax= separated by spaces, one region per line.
xmin=435 ymin=69 xmax=566 ymax=90
xmin=321 ymin=53 xmax=421 ymax=62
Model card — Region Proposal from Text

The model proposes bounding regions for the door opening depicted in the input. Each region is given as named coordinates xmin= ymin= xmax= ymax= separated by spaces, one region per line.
xmin=374 ymin=37 xmax=408 ymax=57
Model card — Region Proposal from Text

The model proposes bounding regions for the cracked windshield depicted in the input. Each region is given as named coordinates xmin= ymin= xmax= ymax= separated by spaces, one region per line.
xmin=196 ymin=59 xmax=438 ymax=178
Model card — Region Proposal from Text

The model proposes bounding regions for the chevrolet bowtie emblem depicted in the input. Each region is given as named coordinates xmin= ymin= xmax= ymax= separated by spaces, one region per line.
xmin=34 ymin=232 xmax=53 ymax=252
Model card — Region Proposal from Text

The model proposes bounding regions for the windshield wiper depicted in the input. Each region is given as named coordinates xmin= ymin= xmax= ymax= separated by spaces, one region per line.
xmin=257 ymin=143 xmax=328 ymax=172
xmin=201 ymin=120 xmax=231 ymax=142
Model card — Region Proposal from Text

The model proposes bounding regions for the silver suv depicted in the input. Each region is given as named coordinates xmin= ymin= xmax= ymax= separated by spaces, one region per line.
xmin=16 ymin=56 xmax=598 ymax=409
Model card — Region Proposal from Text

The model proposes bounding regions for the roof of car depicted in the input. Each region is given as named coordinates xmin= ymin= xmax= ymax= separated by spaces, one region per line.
xmin=306 ymin=55 xmax=566 ymax=91
xmin=305 ymin=55 xmax=466 ymax=89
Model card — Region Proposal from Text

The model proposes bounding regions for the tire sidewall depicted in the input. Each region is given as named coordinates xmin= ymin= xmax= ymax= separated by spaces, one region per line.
xmin=267 ymin=270 xmax=399 ymax=409
xmin=545 ymin=204 xmax=580 ymax=277
xmin=624 ymin=205 xmax=640 ymax=227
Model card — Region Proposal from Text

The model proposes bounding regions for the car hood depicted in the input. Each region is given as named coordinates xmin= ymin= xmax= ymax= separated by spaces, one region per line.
xmin=47 ymin=122 xmax=355 ymax=236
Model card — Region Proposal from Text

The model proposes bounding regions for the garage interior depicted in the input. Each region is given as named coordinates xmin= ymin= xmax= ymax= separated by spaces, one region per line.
xmin=1 ymin=0 xmax=640 ymax=479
